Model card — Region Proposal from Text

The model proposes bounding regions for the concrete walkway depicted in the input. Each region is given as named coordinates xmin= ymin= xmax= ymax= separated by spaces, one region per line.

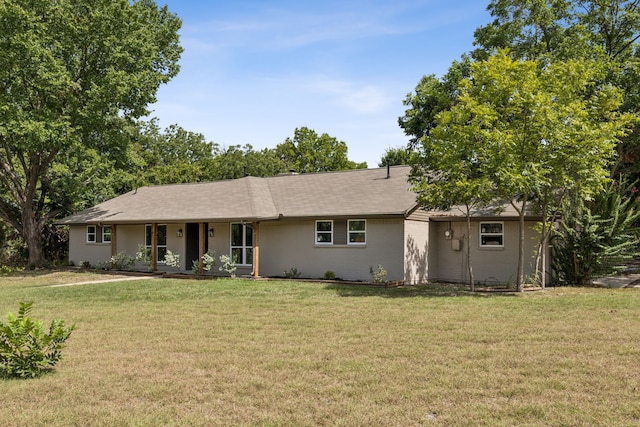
xmin=592 ymin=274 xmax=640 ymax=288
xmin=49 ymin=276 xmax=157 ymax=288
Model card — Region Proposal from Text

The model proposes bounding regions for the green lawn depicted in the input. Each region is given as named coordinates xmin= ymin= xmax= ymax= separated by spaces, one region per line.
xmin=1 ymin=270 xmax=639 ymax=426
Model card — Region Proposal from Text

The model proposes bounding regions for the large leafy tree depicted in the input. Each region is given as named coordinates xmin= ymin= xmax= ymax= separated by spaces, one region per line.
xmin=275 ymin=127 xmax=367 ymax=173
xmin=472 ymin=0 xmax=640 ymax=177
xmin=0 ymin=0 xmax=182 ymax=267
xmin=439 ymin=51 xmax=634 ymax=290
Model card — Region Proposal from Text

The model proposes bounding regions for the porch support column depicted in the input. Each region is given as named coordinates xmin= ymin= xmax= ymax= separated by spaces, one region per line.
xmin=111 ymin=224 xmax=117 ymax=258
xmin=252 ymin=222 xmax=260 ymax=277
xmin=198 ymin=222 xmax=206 ymax=273
xmin=151 ymin=223 xmax=157 ymax=272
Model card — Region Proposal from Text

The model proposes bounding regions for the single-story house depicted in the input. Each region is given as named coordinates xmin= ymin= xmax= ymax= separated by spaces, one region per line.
xmin=57 ymin=166 xmax=543 ymax=284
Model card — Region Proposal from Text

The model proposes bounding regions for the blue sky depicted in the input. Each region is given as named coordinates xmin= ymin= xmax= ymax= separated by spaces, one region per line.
xmin=151 ymin=1 xmax=493 ymax=168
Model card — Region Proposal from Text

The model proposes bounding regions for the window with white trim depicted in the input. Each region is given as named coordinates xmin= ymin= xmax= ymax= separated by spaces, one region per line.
xmin=145 ymin=224 xmax=167 ymax=262
xmin=480 ymin=222 xmax=504 ymax=247
xmin=102 ymin=226 xmax=112 ymax=243
xmin=348 ymin=220 xmax=366 ymax=245
xmin=231 ymin=223 xmax=253 ymax=265
xmin=86 ymin=225 xmax=97 ymax=243
xmin=316 ymin=220 xmax=333 ymax=244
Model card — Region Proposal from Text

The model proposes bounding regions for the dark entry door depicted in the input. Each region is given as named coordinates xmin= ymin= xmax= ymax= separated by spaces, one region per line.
xmin=185 ymin=223 xmax=208 ymax=268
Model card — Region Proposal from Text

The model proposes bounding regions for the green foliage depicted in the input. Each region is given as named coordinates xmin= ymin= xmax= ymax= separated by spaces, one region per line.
xmin=163 ymin=250 xmax=181 ymax=269
xmin=191 ymin=251 xmax=216 ymax=275
xmin=0 ymin=0 xmax=182 ymax=268
xmin=409 ymin=49 xmax=634 ymax=290
xmin=284 ymin=268 xmax=301 ymax=279
xmin=202 ymin=251 xmax=216 ymax=272
xmin=323 ymin=270 xmax=336 ymax=280
xmin=208 ymin=144 xmax=285 ymax=180
xmin=553 ymin=179 xmax=640 ymax=285
xmin=369 ymin=265 xmax=388 ymax=284
xmin=110 ymin=252 xmax=135 ymax=271
xmin=0 ymin=302 xmax=75 ymax=379
xmin=191 ymin=259 xmax=203 ymax=275
xmin=218 ymin=254 xmax=237 ymax=279
xmin=378 ymin=146 xmax=413 ymax=167
xmin=275 ymin=127 xmax=367 ymax=173
xmin=471 ymin=0 xmax=640 ymax=182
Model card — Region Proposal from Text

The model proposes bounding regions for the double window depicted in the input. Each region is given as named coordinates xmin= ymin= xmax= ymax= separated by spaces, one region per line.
xmin=86 ymin=225 xmax=112 ymax=244
xmin=480 ymin=222 xmax=504 ymax=247
xmin=231 ymin=223 xmax=253 ymax=265
xmin=145 ymin=224 xmax=167 ymax=262
xmin=315 ymin=220 xmax=366 ymax=245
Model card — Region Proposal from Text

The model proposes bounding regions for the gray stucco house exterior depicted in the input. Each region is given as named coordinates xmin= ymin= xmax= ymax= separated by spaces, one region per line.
xmin=58 ymin=166 xmax=542 ymax=284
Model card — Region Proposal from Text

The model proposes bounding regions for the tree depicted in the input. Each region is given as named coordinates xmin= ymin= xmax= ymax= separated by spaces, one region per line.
xmin=0 ymin=0 xmax=182 ymax=267
xmin=398 ymin=57 xmax=473 ymax=149
xmin=208 ymin=144 xmax=285 ymax=180
xmin=472 ymin=0 xmax=640 ymax=179
xmin=449 ymin=51 xmax=633 ymax=290
xmin=133 ymin=120 xmax=214 ymax=185
xmin=410 ymin=105 xmax=494 ymax=290
xmin=275 ymin=127 xmax=367 ymax=173
xmin=378 ymin=146 xmax=412 ymax=167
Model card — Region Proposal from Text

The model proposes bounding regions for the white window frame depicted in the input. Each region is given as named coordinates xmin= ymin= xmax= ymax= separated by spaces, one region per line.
xmin=86 ymin=225 xmax=97 ymax=243
xmin=479 ymin=222 xmax=504 ymax=248
xmin=230 ymin=223 xmax=253 ymax=266
xmin=315 ymin=220 xmax=333 ymax=245
xmin=347 ymin=219 xmax=366 ymax=245
xmin=145 ymin=224 xmax=167 ymax=263
xmin=102 ymin=226 xmax=112 ymax=243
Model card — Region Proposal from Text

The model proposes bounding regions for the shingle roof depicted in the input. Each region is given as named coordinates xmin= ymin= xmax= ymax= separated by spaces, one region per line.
xmin=57 ymin=166 xmax=418 ymax=225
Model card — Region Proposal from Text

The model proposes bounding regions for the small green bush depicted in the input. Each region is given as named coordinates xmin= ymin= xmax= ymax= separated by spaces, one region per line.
xmin=163 ymin=250 xmax=181 ymax=269
xmin=323 ymin=270 xmax=336 ymax=280
xmin=192 ymin=251 xmax=216 ymax=274
xmin=0 ymin=302 xmax=75 ymax=379
xmin=110 ymin=251 xmax=135 ymax=271
xmin=284 ymin=267 xmax=301 ymax=279
xmin=219 ymin=254 xmax=237 ymax=278
xmin=369 ymin=264 xmax=388 ymax=284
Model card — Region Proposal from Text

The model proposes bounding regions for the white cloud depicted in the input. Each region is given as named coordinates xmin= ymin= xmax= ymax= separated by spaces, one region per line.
xmin=304 ymin=77 xmax=394 ymax=114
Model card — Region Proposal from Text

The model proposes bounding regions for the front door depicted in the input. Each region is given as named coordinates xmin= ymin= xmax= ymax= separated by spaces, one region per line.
xmin=186 ymin=223 xmax=208 ymax=269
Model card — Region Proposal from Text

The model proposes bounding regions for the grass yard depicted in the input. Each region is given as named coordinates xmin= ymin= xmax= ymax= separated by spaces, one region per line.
xmin=0 ymin=270 xmax=639 ymax=426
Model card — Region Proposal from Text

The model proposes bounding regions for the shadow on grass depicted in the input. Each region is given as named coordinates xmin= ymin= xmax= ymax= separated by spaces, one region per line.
xmin=324 ymin=282 xmax=520 ymax=298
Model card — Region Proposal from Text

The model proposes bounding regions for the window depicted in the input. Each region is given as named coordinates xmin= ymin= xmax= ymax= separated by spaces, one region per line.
xmin=480 ymin=222 xmax=504 ymax=247
xmin=315 ymin=220 xmax=366 ymax=246
xmin=231 ymin=223 xmax=253 ymax=265
xmin=102 ymin=226 xmax=112 ymax=243
xmin=145 ymin=224 xmax=167 ymax=262
xmin=316 ymin=220 xmax=333 ymax=244
xmin=348 ymin=220 xmax=366 ymax=245
xmin=86 ymin=225 xmax=97 ymax=243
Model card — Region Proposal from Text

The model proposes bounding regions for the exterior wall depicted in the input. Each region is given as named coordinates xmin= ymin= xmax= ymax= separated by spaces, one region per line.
xmin=429 ymin=220 xmax=540 ymax=285
xmin=403 ymin=220 xmax=429 ymax=284
xmin=68 ymin=225 xmax=112 ymax=267
xmin=258 ymin=218 xmax=405 ymax=282
xmin=68 ymin=224 xmax=187 ymax=270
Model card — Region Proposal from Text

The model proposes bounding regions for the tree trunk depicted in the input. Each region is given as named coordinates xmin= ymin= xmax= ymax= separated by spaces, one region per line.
xmin=22 ymin=205 xmax=46 ymax=269
xmin=466 ymin=204 xmax=475 ymax=292
xmin=516 ymin=197 xmax=527 ymax=292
